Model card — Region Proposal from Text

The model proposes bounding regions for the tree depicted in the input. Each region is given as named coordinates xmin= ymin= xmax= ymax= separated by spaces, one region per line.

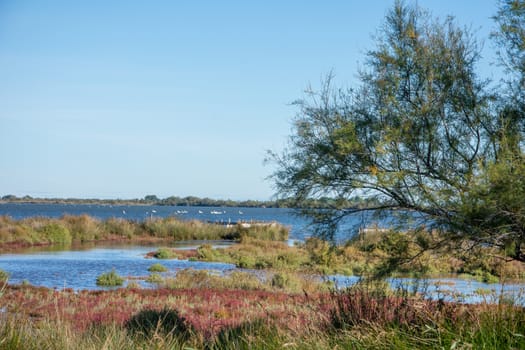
xmin=144 ymin=194 xmax=159 ymax=202
xmin=269 ymin=1 xmax=525 ymax=262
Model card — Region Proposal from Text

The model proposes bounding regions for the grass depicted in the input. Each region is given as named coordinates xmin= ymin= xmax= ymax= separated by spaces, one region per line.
xmin=2 ymin=215 xmax=525 ymax=348
xmin=96 ymin=269 xmax=125 ymax=286
xmin=147 ymin=232 xmax=525 ymax=282
xmin=1 ymin=283 xmax=524 ymax=349
xmin=0 ymin=215 xmax=289 ymax=251
xmin=0 ymin=268 xmax=9 ymax=282
xmin=2 ymin=214 xmax=523 ymax=282
xmin=148 ymin=263 xmax=168 ymax=272
xmin=145 ymin=273 xmax=164 ymax=284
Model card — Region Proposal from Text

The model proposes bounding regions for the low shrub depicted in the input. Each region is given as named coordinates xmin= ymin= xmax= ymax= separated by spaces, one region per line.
xmin=271 ymin=272 xmax=300 ymax=291
xmin=148 ymin=263 xmax=168 ymax=272
xmin=96 ymin=269 xmax=125 ymax=286
xmin=38 ymin=223 xmax=72 ymax=245
xmin=104 ymin=218 xmax=136 ymax=238
xmin=125 ymin=308 xmax=192 ymax=340
xmin=146 ymin=273 xmax=164 ymax=284
xmin=154 ymin=248 xmax=178 ymax=259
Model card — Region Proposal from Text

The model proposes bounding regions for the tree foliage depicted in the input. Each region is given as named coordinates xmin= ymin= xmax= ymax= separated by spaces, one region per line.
xmin=270 ymin=1 xmax=525 ymax=262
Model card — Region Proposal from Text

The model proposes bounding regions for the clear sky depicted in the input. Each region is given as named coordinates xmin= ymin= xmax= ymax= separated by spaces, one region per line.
xmin=0 ymin=0 xmax=502 ymax=200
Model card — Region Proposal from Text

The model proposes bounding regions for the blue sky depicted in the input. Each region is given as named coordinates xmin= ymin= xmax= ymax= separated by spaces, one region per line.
xmin=0 ymin=1 xmax=502 ymax=200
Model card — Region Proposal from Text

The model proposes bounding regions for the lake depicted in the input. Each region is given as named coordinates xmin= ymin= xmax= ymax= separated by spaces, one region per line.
xmin=0 ymin=202 xmax=386 ymax=242
xmin=0 ymin=242 xmax=236 ymax=290
xmin=0 ymin=243 xmax=523 ymax=305
xmin=0 ymin=203 xmax=524 ymax=304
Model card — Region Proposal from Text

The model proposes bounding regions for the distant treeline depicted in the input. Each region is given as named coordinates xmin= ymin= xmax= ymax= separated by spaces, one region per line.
xmin=0 ymin=194 xmax=376 ymax=209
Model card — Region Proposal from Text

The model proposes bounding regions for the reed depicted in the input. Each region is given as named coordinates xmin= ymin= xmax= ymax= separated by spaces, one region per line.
xmin=0 ymin=215 xmax=289 ymax=251
xmin=96 ymin=269 xmax=125 ymax=286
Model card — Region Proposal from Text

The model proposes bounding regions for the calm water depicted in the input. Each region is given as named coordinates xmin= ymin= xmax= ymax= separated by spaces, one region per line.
xmin=0 ymin=203 xmax=523 ymax=303
xmin=0 ymin=244 xmax=523 ymax=304
xmin=0 ymin=243 xmax=236 ymax=290
xmin=0 ymin=202 xmax=387 ymax=241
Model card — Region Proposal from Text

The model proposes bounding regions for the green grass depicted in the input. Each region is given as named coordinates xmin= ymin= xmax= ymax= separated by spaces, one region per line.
xmin=148 ymin=263 xmax=168 ymax=272
xmin=154 ymin=248 xmax=179 ymax=259
xmin=96 ymin=269 xmax=125 ymax=286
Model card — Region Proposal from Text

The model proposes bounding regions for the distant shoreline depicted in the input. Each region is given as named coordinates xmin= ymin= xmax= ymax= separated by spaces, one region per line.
xmin=0 ymin=195 xmax=370 ymax=209
xmin=0 ymin=197 xmax=274 ymax=208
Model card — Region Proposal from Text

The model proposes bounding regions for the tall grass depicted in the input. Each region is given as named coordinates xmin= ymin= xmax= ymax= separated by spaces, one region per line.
xmin=0 ymin=215 xmax=289 ymax=250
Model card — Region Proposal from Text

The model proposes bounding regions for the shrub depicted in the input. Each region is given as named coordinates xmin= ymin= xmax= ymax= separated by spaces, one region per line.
xmin=236 ymin=223 xmax=289 ymax=241
xmin=104 ymin=218 xmax=136 ymax=238
xmin=38 ymin=223 xmax=72 ymax=245
xmin=148 ymin=263 xmax=168 ymax=272
xmin=154 ymin=248 xmax=178 ymax=259
xmin=146 ymin=273 xmax=164 ymax=284
xmin=61 ymin=214 xmax=101 ymax=242
xmin=125 ymin=308 xmax=191 ymax=340
xmin=271 ymin=272 xmax=297 ymax=290
xmin=96 ymin=269 xmax=125 ymax=286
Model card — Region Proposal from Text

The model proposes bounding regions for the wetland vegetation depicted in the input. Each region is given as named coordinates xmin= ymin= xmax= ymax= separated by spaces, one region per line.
xmin=3 ymin=0 xmax=525 ymax=347
xmin=0 ymin=214 xmax=289 ymax=251
xmin=0 ymin=213 xmax=524 ymax=349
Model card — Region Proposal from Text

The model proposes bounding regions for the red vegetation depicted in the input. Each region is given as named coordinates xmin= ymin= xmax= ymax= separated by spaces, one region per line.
xmin=2 ymin=284 xmax=519 ymax=340
xmin=1 ymin=285 xmax=321 ymax=338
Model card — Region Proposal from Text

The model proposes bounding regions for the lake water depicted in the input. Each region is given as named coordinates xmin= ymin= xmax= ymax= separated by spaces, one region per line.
xmin=0 ymin=202 xmax=388 ymax=242
xmin=0 ymin=203 xmax=524 ymax=304
xmin=0 ymin=244 xmax=523 ymax=305
xmin=0 ymin=243 xmax=236 ymax=290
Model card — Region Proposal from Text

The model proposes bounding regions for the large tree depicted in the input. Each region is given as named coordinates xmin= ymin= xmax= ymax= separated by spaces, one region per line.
xmin=270 ymin=1 xmax=525 ymax=262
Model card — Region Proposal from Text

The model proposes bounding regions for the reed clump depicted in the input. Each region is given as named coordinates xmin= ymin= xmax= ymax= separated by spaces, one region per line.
xmin=0 ymin=215 xmax=290 ymax=251
xmin=148 ymin=263 xmax=168 ymax=272
xmin=96 ymin=269 xmax=125 ymax=286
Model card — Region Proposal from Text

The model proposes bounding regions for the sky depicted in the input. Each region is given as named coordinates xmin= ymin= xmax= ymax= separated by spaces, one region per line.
xmin=0 ymin=0 xmax=503 ymax=200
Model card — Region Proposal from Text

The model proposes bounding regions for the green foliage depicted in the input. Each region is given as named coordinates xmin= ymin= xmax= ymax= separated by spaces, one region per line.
xmin=270 ymin=0 xmax=525 ymax=263
xmin=235 ymin=223 xmax=289 ymax=241
xmin=96 ymin=269 xmax=124 ymax=286
xmin=154 ymin=248 xmax=178 ymax=259
xmin=104 ymin=218 xmax=136 ymax=238
xmin=270 ymin=272 xmax=300 ymax=290
xmin=148 ymin=263 xmax=168 ymax=272
xmin=38 ymin=223 xmax=72 ymax=245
